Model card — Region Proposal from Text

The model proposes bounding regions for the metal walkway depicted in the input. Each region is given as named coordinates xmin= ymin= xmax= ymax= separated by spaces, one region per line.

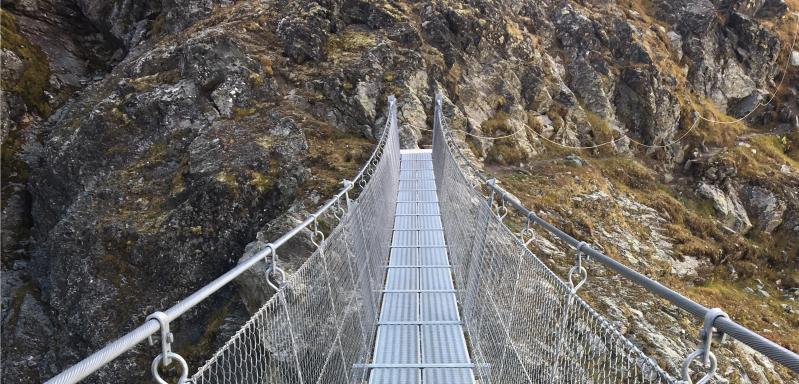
xmin=368 ymin=149 xmax=475 ymax=384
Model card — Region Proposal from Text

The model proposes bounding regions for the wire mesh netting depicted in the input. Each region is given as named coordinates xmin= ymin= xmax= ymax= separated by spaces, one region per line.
xmin=190 ymin=93 xmax=677 ymax=384
xmin=431 ymin=97 xmax=676 ymax=384
xmin=191 ymin=103 xmax=401 ymax=384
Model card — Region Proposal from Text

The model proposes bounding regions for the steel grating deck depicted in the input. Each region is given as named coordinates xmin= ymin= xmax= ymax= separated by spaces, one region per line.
xmin=368 ymin=149 xmax=475 ymax=384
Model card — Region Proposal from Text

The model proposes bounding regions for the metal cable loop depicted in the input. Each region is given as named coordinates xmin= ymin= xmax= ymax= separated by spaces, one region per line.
xmin=680 ymin=349 xmax=717 ymax=384
xmin=567 ymin=242 xmax=590 ymax=293
xmin=332 ymin=198 xmax=344 ymax=221
xmin=309 ymin=214 xmax=325 ymax=247
xmin=262 ymin=243 xmax=285 ymax=291
xmin=146 ymin=313 xmax=189 ymax=384
xmin=495 ymin=198 xmax=508 ymax=221
xmin=151 ymin=352 xmax=188 ymax=384
xmin=680 ymin=308 xmax=728 ymax=383
xmin=518 ymin=227 xmax=535 ymax=246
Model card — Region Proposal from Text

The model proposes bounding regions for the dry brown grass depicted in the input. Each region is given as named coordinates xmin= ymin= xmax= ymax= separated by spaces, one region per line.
xmin=686 ymin=281 xmax=799 ymax=354
xmin=499 ymin=156 xmax=799 ymax=356
xmin=720 ymin=134 xmax=799 ymax=184
xmin=301 ymin=113 xmax=375 ymax=197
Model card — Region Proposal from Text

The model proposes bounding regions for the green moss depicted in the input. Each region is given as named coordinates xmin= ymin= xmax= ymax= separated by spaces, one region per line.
xmin=750 ymin=135 xmax=798 ymax=166
xmin=721 ymin=135 xmax=799 ymax=182
xmin=480 ymin=111 xmax=511 ymax=135
xmin=248 ymin=170 xmax=273 ymax=192
xmin=481 ymin=112 xmax=530 ymax=165
xmin=146 ymin=141 xmax=168 ymax=161
xmin=486 ymin=137 xmax=527 ymax=165
xmin=150 ymin=14 xmax=165 ymax=37
xmin=301 ymin=117 xmax=373 ymax=197
xmin=325 ymin=29 xmax=376 ymax=56
xmin=466 ymin=135 xmax=484 ymax=158
xmin=170 ymin=160 xmax=187 ymax=196
xmin=179 ymin=301 xmax=232 ymax=368
xmin=215 ymin=170 xmax=237 ymax=188
xmin=248 ymin=71 xmax=263 ymax=86
xmin=584 ymin=110 xmax=618 ymax=155
xmin=257 ymin=55 xmax=273 ymax=77
xmin=597 ymin=157 xmax=657 ymax=190
xmin=0 ymin=123 xmax=30 ymax=198
xmin=232 ymin=106 xmax=257 ymax=120
xmin=1 ymin=10 xmax=52 ymax=116
xmin=6 ymin=281 xmax=36 ymax=327
xmin=687 ymin=280 xmax=799 ymax=353
xmin=98 ymin=253 xmax=132 ymax=288
xmin=128 ymin=70 xmax=181 ymax=92
xmin=255 ymin=135 xmax=275 ymax=151
xmin=679 ymin=194 xmax=717 ymax=219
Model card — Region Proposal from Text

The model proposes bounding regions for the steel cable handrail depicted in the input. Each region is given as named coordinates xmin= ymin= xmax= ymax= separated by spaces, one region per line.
xmin=432 ymin=93 xmax=673 ymax=383
xmin=432 ymin=92 xmax=799 ymax=375
xmin=45 ymin=96 xmax=399 ymax=384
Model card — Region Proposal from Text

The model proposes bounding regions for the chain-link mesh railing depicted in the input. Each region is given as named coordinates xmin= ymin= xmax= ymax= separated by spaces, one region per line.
xmin=190 ymin=100 xmax=400 ymax=384
xmin=431 ymin=95 xmax=675 ymax=384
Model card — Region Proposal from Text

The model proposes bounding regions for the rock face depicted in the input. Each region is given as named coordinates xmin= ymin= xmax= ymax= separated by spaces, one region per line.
xmin=697 ymin=182 xmax=753 ymax=233
xmin=742 ymin=185 xmax=786 ymax=234
xmin=277 ymin=2 xmax=334 ymax=64
xmin=652 ymin=0 xmax=783 ymax=115
xmin=235 ymin=210 xmax=315 ymax=313
xmin=73 ymin=0 xmax=221 ymax=48
xmin=2 ymin=0 xmax=799 ymax=383
xmin=16 ymin=24 xmax=307 ymax=380
xmin=614 ymin=67 xmax=681 ymax=146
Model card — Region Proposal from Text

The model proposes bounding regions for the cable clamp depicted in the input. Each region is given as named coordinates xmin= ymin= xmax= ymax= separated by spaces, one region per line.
xmin=147 ymin=312 xmax=174 ymax=366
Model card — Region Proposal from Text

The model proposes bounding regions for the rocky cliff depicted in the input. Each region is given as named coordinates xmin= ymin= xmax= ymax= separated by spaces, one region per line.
xmin=1 ymin=0 xmax=798 ymax=383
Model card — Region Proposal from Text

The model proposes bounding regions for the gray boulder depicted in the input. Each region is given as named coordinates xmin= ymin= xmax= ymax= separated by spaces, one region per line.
xmin=277 ymin=2 xmax=333 ymax=64
xmin=666 ymin=31 xmax=683 ymax=60
xmin=652 ymin=0 xmax=716 ymax=37
xmin=567 ymin=52 xmax=614 ymax=118
xmin=726 ymin=12 xmax=781 ymax=85
xmin=75 ymin=0 xmax=220 ymax=48
xmin=613 ymin=67 xmax=681 ymax=146
xmin=742 ymin=185 xmax=787 ymax=234
xmin=235 ymin=209 xmax=315 ymax=314
xmin=697 ymin=182 xmax=752 ymax=233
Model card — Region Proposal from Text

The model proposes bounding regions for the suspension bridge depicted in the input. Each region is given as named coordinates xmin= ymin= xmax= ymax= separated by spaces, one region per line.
xmin=47 ymin=94 xmax=799 ymax=384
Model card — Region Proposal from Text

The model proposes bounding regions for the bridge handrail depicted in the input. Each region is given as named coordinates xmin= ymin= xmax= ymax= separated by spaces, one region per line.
xmin=45 ymin=95 xmax=399 ymax=384
xmin=433 ymin=92 xmax=799 ymax=374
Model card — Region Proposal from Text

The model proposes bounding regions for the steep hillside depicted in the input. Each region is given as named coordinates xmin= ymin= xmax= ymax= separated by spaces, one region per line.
xmin=1 ymin=0 xmax=797 ymax=383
